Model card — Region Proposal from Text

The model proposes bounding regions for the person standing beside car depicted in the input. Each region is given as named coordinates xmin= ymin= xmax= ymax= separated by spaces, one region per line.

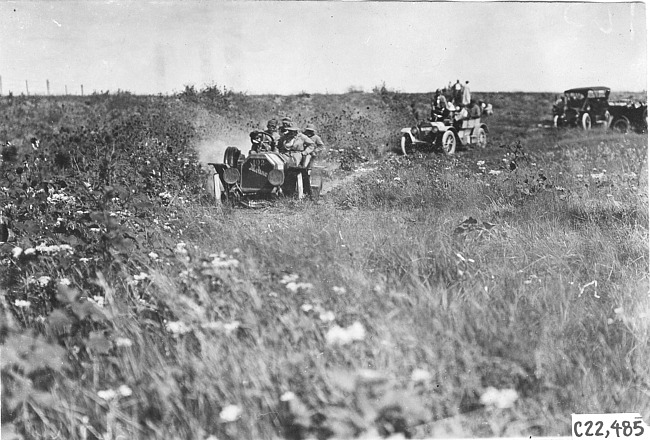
xmin=302 ymin=123 xmax=323 ymax=168
xmin=277 ymin=122 xmax=315 ymax=166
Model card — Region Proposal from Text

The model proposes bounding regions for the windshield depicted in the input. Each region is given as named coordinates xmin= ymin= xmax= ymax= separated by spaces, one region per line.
xmin=565 ymin=92 xmax=586 ymax=107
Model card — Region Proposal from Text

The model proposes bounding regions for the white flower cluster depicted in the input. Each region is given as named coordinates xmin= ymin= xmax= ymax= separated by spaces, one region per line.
xmin=88 ymin=296 xmax=106 ymax=308
xmin=325 ymin=321 xmax=366 ymax=346
xmin=47 ymin=192 xmax=76 ymax=206
xmin=479 ymin=387 xmax=518 ymax=409
xmin=280 ymin=273 xmax=313 ymax=293
xmin=14 ymin=299 xmax=31 ymax=308
xmin=27 ymin=276 xmax=52 ymax=287
xmin=12 ymin=243 xmax=74 ymax=258
xmin=200 ymin=320 xmax=240 ymax=334
xmin=165 ymin=320 xmax=192 ymax=336
xmin=219 ymin=404 xmax=242 ymax=422
xmin=97 ymin=385 xmax=133 ymax=401
xmin=175 ymin=242 xmax=189 ymax=261
xmin=206 ymin=252 xmax=239 ymax=269
xmin=35 ymin=243 xmax=74 ymax=254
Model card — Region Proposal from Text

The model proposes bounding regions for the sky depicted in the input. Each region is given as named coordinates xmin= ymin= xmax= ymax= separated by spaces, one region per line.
xmin=0 ymin=1 xmax=647 ymax=95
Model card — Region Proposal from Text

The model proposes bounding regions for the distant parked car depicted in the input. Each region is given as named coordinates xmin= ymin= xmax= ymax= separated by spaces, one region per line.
xmin=553 ymin=86 xmax=611 ymax=130
xmin=608 ymin=100 xmax=648 ymax=133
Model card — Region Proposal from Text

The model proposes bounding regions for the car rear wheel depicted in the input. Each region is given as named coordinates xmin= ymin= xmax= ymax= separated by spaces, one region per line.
xmin=611 ymin=116 xmax=630 ymax=133
xmin=477 ymin=128 xmax=487 ymax=148
xmin=581 ymin=113 xmax=592 ymax=130
xmin=400 ymin=135 xmax=411 ymax=155
xmin=441 ymin=131 xmax=456 ymax=155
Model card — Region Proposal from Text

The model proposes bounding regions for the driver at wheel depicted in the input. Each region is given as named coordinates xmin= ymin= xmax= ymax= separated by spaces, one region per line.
xmin=277 ymin=122 xmax=315 ymax=166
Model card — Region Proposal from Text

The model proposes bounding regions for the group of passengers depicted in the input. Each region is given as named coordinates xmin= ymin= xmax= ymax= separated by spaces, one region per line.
xmin=249 ymin=117 xmax=324 ymax=168
xmin=430 ymin=80 xmax=486 ymax=128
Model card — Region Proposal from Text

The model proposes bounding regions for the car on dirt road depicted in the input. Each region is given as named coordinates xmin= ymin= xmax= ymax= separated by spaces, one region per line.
xmin=400 ymin=115 xmax=488 ymax=155
xmin=208 ymin=141 xmax=324 ymax=208
xmin=552 ymin=86 xmax=611 ymax=130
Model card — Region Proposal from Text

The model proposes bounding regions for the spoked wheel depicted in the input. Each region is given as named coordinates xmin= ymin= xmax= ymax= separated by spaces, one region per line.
xmin=441 ymin=131 xmax=456 ymax=155
xmin=581 ymin=113 xmax=592 ymax=130
xmin=477 ymin=128 xmax=487 ymax=149
xmin=611 ymin=117 xmax=630 ymax=134
xmin=400 ymin=135 xmax=411 ymax=155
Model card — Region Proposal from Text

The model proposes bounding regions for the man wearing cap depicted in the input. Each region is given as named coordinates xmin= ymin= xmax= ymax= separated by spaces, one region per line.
xmin=277 ymin=122 xmax=315 ymax=166
xmin=302 ymin=123 xmax=324 ymax=168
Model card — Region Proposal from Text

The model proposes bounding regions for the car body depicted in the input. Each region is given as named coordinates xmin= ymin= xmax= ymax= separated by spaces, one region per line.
xmin=400 ymin=115 xmax=488 ymax=155
xmin=553 ymin=86 xmax=611 ymax=129
xmin=608 ymin=100 xmax=648 ymax=133
xmin=209 ymin=146 xmax=323 ymax=207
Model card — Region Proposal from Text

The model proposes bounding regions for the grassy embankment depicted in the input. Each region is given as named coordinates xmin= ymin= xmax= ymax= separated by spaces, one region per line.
xmin=1 ymin=88 xmax=648 ymax=439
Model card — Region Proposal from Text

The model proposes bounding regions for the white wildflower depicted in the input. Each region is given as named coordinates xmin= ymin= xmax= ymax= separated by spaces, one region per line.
xmin=614 ymin=307 xmax=623 ymax=315
xmin=24 ymin=248 xmax=36 ymax=255
xmin=89 ymin=228 xmax=101 ymax=233
xmin=14 ymin=299 xmax=31 ymax=308
xmin=301 ymin=304 xmax=313 ymax=313
xmin=59 ymin=278 xmax=71 ymax=286
xmin=79 ymin=257 xmax=91 ymax=263
xmin=133 ymin=272 xmax=149 ymax=282
xmin=115 ymin=337 xmax=133 ymax=347
xmin=223 ymin=321 xmax=240 ymax=334
xmin=332 ymin=286 xmax=346 ymax=295
xmin=280 ymin=273 xmax=299 ymax=284
xmin=286 ymin=282 xmax=313 ymax=293
xmin=148 ymin=251 xmax=159 ymax=260
xmin=590 ymin=172 xmax=605 ymax=179
xmin=325 ymin=321 xmax=366 ymax=346
xmin=89 ymin=296 xmax=105 ymax=308
xmin=97 ymin=389 xmax=117 ymax=401
xmin=166 ymin=320 xmax=191 ymax=335
xmin=118 ymin=385 xmax=132 ymax=397
xmin=319 ymin=310 xmax=336 ymax=323
xmin=411 ymin=368 xmax=432 ymax=383
xmin=488 ymin=170 xmax=502 ymax=175
xmin=219 ymin=404 xmax=242 ymax=422
xmin=480 ymin=387 xmax=518 ymax=409
xmin=37 ymin=276 xmax=51 ymax=287
xmin=12 ymin=247 xmax=23 ymax=258
xmin=280 ymin=391 xmax=296 ymax=402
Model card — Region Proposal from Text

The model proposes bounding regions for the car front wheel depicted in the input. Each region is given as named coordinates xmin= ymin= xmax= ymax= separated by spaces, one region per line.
xmin=611 ymin=116 xmax=630 ymax=133
xmin=477 ymin=128 xmax=487 ymax=148
xmin=581 ymin=113 xmax=592 ymax=130
xmin=441 ymin=131 xmax=456 ymax=155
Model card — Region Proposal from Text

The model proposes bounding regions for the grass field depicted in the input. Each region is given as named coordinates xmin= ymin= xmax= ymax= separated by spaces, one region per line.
xmin=1 ymin=87 xmax=648 ymax=440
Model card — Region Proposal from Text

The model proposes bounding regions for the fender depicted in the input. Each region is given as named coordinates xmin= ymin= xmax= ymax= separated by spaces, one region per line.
xmin=400 ymin=127 xmax=417 ymax=143
xmin=480 ymin=123 xmax=489 ymax=133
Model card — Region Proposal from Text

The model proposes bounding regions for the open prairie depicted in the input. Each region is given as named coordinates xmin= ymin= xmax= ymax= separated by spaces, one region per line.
xmin=1 ymin=88 xmax=648 ymax=440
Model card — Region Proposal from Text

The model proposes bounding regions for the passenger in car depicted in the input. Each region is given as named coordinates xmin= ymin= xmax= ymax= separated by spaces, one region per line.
xmin=277 ymin=122 xmax=315 ymax=166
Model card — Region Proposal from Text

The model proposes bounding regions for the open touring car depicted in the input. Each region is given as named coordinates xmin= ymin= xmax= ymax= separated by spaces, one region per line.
xmin=400 ymin=115 xmax=488 ymax=155
xmin=208 ymin=143 xmax=324 ymax=207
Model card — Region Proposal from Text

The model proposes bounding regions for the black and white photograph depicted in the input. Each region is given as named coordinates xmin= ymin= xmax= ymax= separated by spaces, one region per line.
xmin=0 ymin=1 xmax=647 ymax=439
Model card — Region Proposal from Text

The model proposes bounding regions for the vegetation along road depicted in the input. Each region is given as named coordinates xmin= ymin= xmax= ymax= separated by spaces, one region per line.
xmin=1 ymin=87 xmax=648 ymax=439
